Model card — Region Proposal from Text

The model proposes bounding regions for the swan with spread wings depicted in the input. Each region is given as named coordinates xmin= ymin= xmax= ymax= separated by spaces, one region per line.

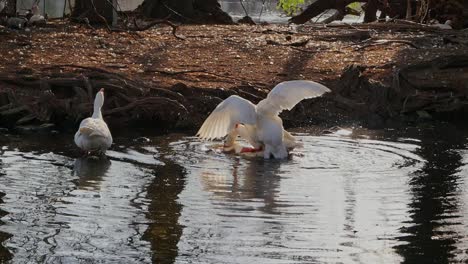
xmin=197 ymin=80 xmax=331 ymax=159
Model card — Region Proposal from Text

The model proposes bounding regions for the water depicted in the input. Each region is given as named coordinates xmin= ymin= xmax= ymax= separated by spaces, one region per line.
xmin=220 ymin=0 xmax=291 ymax=24
xmin=0 ymin=124 xmax=467 ymax=263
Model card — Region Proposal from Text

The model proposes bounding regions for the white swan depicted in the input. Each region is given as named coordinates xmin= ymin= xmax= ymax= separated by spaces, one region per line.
xmin=74 ymin=88 xmax=113 ymax=155
xmin=197 ymin=80 xmax=331 ymax=159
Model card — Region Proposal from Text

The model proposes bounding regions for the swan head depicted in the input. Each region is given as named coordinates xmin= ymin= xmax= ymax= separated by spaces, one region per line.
xmin=234 ymin=123 xmax=249 ymax=138
xmin=92 ymin=88 xmax=105 ymax=118
xmin=223 ymin=123 xmax=247 ymax=149
xmin=94 ymin=88 xmax=105 ymax=107
xmin=234 ymin=123 xmax=264 ymax=153
xmin=235 ymin=123 xmax=261 ymax=147
xmin=222 ymin=123 xmax=250 ymax=149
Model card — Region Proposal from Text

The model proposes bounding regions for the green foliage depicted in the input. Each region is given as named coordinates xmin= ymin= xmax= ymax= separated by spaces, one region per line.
xmin=277 ymin=0 xmax=305 ymax=15
xmin=347 ymin=2 xmax=362 ymax=13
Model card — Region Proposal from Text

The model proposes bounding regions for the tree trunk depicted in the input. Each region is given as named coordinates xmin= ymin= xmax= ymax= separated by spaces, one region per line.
xmin=405 ymin=0 xmax=412 ymax=19
xmin=72 ymin=0 xmax=117 ymax=25
xmin=289 ymin=0 xmax=339 ymax=24
xmin=290 ymin=0 xmax=383 ymax=24
xmin=363 ymin=0 xmax=378 ymax=22
xmin=464 ymin=0 xmax=468 ymax=27
xmin=139 ymin=0 xmax=194 ymax=18
xmin=383 ymin=0 xmax=408 ymax=20
xmin=2 ymin=0 xmax=16 ymax=15
xmin=137 ymin=0 xmax=233 ymax=24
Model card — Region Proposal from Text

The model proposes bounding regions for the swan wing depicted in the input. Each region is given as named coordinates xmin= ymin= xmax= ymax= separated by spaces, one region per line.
xmin=257 ymin=80 xmax=331 ymax=116
xmin=197 ymin=95 xmax=257 ymax=140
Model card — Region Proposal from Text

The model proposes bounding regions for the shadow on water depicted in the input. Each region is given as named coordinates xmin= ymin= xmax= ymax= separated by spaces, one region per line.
xmin=142 ymin=160 xmax=187 ymax=264
xmin=394 ymin=124 xmax=468 ymax=263
xmin=0 ymin=148 xmax=12 ymax=262
xmin=0 ymin=193 xmax=12 ymax=263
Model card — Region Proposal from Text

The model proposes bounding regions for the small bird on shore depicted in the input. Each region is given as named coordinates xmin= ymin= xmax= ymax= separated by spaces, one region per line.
xmin=74 ymin=88 xmax=113 ymax=155
xmin=28 ymin=4 xmax=46 ymax=26
xmin=430 ymin=19 xmax=452 ymax=30
xmin=197 ymin=80 xmax=330 ymax=159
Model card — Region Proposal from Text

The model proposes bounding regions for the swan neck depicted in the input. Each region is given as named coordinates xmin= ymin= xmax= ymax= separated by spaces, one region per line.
xmin=256 ymin=99 xmax=277 ymax=116
xmin=224 ymin=130 xmax=238 ymax=147
xmin=92 ymin=95 xmax=104 ymax=119
xmin=238 ymin=124 xmax=258 ymax=147
xmin=92 ymin=109 xmax=103 ymax=119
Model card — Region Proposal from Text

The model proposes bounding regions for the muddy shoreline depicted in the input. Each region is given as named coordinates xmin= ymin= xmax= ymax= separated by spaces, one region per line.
xmin=0 ymin=22 xmax=467 ymax=134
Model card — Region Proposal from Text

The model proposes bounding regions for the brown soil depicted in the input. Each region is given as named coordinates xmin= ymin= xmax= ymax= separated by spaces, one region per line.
xmin=0 ymin=21 xmax=467 ymax=133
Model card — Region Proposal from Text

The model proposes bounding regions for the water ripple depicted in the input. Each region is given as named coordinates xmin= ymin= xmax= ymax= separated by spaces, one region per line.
xmin=0 ymin=145 xmax=157 ymax=263
xmin=168 ymin=132 xmax=426 ymax=263
xmin=0 ymin=126 xmax=467 ymax=263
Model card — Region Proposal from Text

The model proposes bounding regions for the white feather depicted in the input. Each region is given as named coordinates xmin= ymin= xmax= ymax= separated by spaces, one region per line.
xmin=257 ymin=80 xmax=331 ymax=116
xmin=78 ymin=119 xmax=110 ymax=138
xmin=197 ymin=95 xmax=256 ymax=140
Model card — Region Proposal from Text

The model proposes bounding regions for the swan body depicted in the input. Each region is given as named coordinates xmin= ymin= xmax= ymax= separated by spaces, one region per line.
xmin=197 ymin=80 xmax=330 ymax=159
xmin=74 ymin=89 xmax=112 ymax=154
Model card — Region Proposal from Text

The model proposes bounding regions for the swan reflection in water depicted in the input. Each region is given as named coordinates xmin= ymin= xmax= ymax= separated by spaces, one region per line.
xmin=201 ymin=159 xmax=282 ymax=214
xmin=72 ymin=156 xmax=111 ymax=190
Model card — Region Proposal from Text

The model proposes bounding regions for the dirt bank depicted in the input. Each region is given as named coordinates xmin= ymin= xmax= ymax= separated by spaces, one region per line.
xmin=0 ymin=21 xmax=467 ymax=134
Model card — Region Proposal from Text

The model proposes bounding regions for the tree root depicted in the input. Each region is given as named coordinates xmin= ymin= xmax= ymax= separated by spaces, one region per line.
xmin=0 ymin=67 xmax=269 ymax=131
xmin=0 ymin=68 xmax=191 ymax=129
xmin=1 ymin=55 xmax=466 ymax=132
xmin=355 ymin=39 xmax=420 ymax=50
xmin=132 ymin=18 xmax=185 ymax=40
xmin=105 ymin=97 xmax=188 ymax=116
